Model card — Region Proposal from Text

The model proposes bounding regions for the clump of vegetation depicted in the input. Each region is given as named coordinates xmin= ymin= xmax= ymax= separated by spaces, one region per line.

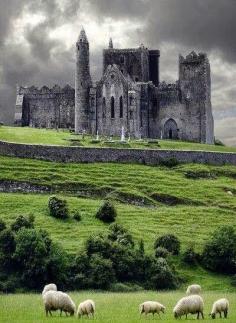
xmin=159 ymin=157 xmax=179 ymax=168
xmin=154 ymin=234 xmax=180 ymax=255
xmin=214 ymin=138 xmax=225 ymax=146
xmin=11 ymin=215 xmax=35 ymax=232
xmin=0 ymin=219 xmax=6 ymax=232
xmin=72 ymin=212 xmax=82 ymax=222
xmin=48 ymin=196 xmax=69 ymax=219
xmin=182 ymin=247 xmax=199 ymax=265
xmin=95 ymin=200 xmax=117 ymax=223
xmin=155 ymin=246 xmax=170 ymax=258
xmin=201 ymin=225 xmax=236 ymax=274
xmin=185 ymin=170 xmax=216 ymax=179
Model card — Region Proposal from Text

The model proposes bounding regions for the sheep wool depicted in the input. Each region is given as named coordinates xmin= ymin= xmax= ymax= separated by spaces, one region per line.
xmin=173 ymin=295 xmax=204 ymax=319
xmin=139 ymin=301 xmax=165 ymax=317
xmin=210 ymin=298 xmax=229 ymax=319
xmin=77 ymin=299 xmax=95 ymax=318
xmin=43 ymin=290 xmax=76 ymax=317
xmin=186 ymin=284 xmax=202 ymax=295
xmin=42 ymin=283 xmax=57 ymax=296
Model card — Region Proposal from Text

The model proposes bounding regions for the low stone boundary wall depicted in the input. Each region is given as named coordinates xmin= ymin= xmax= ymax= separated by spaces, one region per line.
xmin=0 ymin=140 xmax=236 ymax=165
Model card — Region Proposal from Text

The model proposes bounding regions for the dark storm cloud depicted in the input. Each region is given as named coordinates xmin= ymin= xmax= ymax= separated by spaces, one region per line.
xmin=88 ymin=0 xmax=236 ymax=63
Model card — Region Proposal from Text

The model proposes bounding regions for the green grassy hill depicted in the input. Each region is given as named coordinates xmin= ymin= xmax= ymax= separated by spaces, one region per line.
xmin=0 ymin=126 xmax=235 ymax=152
xmin=0 ymin=155 xmax=235 ymax=290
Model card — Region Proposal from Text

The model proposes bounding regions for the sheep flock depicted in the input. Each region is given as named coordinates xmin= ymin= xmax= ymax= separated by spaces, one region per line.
xmin=42 ymin=283 xmax=230 ymax=319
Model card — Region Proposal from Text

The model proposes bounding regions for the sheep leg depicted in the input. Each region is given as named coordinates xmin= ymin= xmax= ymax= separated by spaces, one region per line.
xmin=219 ymin=312 xmax=222 ymax=318
xmin=60 ymin=309 xmax=62 ymax=316
xmin=224 ymin=310 xmax=228 ymax=318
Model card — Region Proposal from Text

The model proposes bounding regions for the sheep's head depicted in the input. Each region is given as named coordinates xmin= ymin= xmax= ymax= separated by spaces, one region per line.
xmin=161 ymin=306 xmax=165 ymax=313
xmin=174 ymin=311 xmax=179 ymax=319
xmin=210 ymin=313 xmax=216 ymax=319
xmin=69 ymin=309 xmax=75 ymax=316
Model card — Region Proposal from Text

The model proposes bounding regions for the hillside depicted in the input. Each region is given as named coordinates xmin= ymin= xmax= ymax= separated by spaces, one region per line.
xmin=0 ymin=155 xmax=235 ymax=290
xmin=0 ymin=126 xmax=235 ymax=152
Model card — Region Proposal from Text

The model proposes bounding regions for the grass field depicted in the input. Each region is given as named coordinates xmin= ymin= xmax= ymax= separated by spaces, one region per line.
xmin=0 ymin=291 xmax=235 ymax=322
xmin=0 ymin=126 xmax=236 ymax=152
xmin=0 ymin=155 xmax=235 ymax=290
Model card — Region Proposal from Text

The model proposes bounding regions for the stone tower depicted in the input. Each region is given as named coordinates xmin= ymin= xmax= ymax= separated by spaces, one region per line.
xmin=179 ymin=52 xmax=214 ymax=144
xmin=75 ymin=27 xmax=92 ymax=134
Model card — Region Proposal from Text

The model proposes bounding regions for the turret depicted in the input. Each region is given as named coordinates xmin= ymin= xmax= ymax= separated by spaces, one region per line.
xmin=75 ymin=27 xmax=92 ymax=133
xmin=109 ymin=38 xmax=113 ymax=49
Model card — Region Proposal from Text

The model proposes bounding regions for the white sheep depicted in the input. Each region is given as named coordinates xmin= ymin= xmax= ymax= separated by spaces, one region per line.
xmin=139 ymin=301 xmax=165 ymax=317
xmin=77 ymin=299 xmax=95 ymax=318
xmin=42 ymin=283 xmax=57 ymax=296
xmin=173 ymin=294 xmax=204 ymax=319
xmin=210 ymin=298 xmax=229 ymax=319
xmin=43 ymin=290 xmax=76 ymax=317
xmin=186 ymin=284 xmax=202 ymax=295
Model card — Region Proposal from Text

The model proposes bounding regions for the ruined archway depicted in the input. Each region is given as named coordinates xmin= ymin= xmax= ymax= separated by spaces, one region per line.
xmin=163 ymin=119 xmax=179 ymax=140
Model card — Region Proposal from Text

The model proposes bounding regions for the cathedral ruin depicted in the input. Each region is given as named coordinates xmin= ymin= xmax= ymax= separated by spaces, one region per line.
xmin=15 ymin=28 xmax=214 ymax=143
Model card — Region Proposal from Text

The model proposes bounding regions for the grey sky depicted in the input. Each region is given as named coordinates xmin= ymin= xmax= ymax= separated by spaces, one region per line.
xmin=0 ymin=0 xmax=235 ymax=145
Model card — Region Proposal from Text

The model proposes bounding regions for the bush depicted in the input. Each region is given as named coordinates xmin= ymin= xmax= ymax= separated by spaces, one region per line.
xmin=73 ymin=212 xmax=81 ymax=222
xmin=110 ymin=282 xmax=143 ymax=292
xmin=214 ymin=138 xmax=225 ymax=146
xmin=107 ymin=223 xmax=134 ymax=247
xmin=231 ymin=275 xmax=236 ymax=287
xmin=0 ymin=219 xmax=6 ymax=232
xmin=182 ymin=247 xmax=199 ymax=265
xmin=11 ymin=215 xmax=35 ymax=232
xmin=154 ymin=234 xmax=180 ymax=255
xmin=95 ymin=201 xmax=117 ymax=223
xmin=201 ymin=225 xmax=236 ymax=274
xmin=0 ymin=229 xmax=16 ymax=268
xmin=155 ymin=247 xmax=170 ymax=258
xmin=147 ymin=257 xmax=178 ymax=290
xmin=160 ymin=157 xmax=179 ymax=168
xmin=48 ymin=196 xmax=69 ymax=219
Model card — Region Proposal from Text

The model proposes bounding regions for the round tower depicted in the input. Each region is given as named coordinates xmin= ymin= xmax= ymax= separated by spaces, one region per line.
xmin=75 ymin=27 xmax=92 ymax=134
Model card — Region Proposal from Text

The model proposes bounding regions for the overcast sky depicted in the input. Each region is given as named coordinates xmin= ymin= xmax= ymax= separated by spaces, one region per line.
xmin=0 ymin=0 xmax=235 ymax=146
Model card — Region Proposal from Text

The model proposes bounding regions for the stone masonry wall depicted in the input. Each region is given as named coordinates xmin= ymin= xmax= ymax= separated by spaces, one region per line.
xmin=0 ymin=140 xmax=235 ymax=165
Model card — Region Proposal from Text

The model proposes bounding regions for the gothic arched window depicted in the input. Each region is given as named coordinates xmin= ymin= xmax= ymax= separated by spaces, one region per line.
xmin=102 ymin=97 xmax=106 ymax=118
xmin=111 ymin=96 xmax=115 ymax=119
xmin=119 ymin=96 xmax=123 ymax=118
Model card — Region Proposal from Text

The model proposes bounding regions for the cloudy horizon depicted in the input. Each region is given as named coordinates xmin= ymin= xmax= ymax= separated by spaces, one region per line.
xmin=0 ymin=0 xmax=235 ymax=146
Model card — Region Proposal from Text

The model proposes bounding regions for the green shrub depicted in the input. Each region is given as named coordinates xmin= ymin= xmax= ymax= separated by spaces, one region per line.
xmin=147 ymin=257 xmax=178 ymax=290
xmin=155 ymin=247 xmax=170 ymax=258
xmin=0 ymin=219 xmax=6 ymax=232
xmin=48 ymin=196 xmax=69 ymax=219
xmin=182 ymin=247 xmax=199 ymax=265
xmin=11 ymin=215 xmax=35 ymax=232
xmin=95 ymin=201 xmax=117 ymax=223
xmin=107 ymin=223 xmax=134 ymax=247
xmin=159 ymin=157 xmax=179 ymax=168
xmin=214 ymin=138 xmax=225 ymax=146
xmin=0 ymin=229 xmax=16 ymax=268
xmin=201 ymin=226 xmax=236 ymax=274
xmin=231 ymin=275 xmax=236 ymax=287
xmin=154 ymin=234 xmax=180 ymax=255
xmin=73 ymin=212 xmax=81 ymax=222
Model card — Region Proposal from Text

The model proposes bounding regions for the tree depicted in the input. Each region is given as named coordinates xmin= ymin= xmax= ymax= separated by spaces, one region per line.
xmin=0 ymin=229 xmax=16 ymax=268
xmin=202 ymin=226 xmax=236 ymax=274
xmin=154 ymin=234 xmax=180 ymax=255
xmin=95 ymin=201 xmax=117 ymax=223
xmin=11 ymin=215 xmax=34 ymax=232
xmin=48 ymin=196 xmax=69 ymax=219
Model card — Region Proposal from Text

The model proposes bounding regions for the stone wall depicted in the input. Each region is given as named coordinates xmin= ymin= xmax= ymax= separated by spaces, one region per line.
xmin=0 ymin=140 xmax=235 ymax=165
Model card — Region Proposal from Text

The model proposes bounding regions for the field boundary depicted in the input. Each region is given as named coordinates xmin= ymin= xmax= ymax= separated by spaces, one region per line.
xmin=0 ymin=140 xmax=236 ymax=165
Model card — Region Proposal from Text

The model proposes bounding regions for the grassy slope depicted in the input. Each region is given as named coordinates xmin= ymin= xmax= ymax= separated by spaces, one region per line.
xmin=0 ymin=156 xmax=235 ymax=290
xmin=0 ymin=126 xmax=236 ymax=152
xmin=0 ymin=291 xmax=235 ymax=323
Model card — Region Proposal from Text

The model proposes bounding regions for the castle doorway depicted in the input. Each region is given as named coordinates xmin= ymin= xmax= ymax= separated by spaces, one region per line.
xmin=163 ymin=119 xmax=178 ymax=140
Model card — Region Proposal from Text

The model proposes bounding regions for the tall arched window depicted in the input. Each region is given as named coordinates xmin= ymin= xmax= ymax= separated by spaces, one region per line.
xmin=119 ymin=96 xmax=123 ymax=118
xmin=111 ymin=96 xmax=115 ymax=119
xmin=102 ymin=97 xmax=106 ymax=118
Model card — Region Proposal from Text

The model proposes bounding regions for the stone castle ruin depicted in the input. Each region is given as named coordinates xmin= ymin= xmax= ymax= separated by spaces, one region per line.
xmin=15 ymin=28 xmax=214 ymax=143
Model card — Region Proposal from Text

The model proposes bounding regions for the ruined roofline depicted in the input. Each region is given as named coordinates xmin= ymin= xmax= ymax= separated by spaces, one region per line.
xmin=18 ymin=84 xmax=75 ymax=95
xmin=179 ymin=51 xmax=208 ymax=64
xmin=104 ymin=47 xmax=160 ymax=55
xmin=158 ymin=81 xmax=179 ymax=91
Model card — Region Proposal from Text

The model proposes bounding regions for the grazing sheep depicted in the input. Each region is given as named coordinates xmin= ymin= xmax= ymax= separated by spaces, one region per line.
xmin=210 ymin=298 xmax=229 ymax=319
xmin=173 ymin=294 xmax=204 ymax=319
xmin=186 ymin=284 xmax=202 ymax=295
xmin=77 ymin=299 xmax=95 ymax=318
xmin=139 ymin=301 xmax=165 ymax=317
xmin=42 ymin=283 xmax=57 ymax=296
xmin=43 ymin=290 xmax=76 ymax=317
